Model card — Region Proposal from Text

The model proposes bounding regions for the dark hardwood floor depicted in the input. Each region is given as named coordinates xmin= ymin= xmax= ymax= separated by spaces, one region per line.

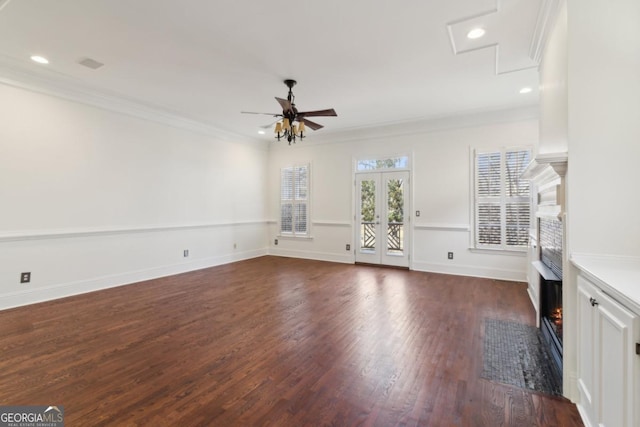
xmin=0 ymin=256 xmax=583 ymax=426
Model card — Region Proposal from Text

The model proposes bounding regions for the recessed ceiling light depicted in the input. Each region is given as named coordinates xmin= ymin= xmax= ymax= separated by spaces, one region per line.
xmin=519 ymin=87 xmax=533 ymax=94
xmin=467 ymin=28 xmax=486 ymax=39
xmin=30 ymin=55 xmax=49 ymax=64
xmin=257 ymin=130 xmax=266 ymax=135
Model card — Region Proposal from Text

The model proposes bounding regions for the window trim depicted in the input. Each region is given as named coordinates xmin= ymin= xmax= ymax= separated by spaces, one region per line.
xmin=471 ymin=146 xmax=532 ymax=252
xmin=279 ymin=163 xmax=311 ymax=238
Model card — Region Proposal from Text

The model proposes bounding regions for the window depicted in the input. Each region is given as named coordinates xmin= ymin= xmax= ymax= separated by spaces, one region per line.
xmin=357 ymin=156 xmax=409 ymax=171
xmin=280 ymin=164 xmax=309 ymax=236
xmin=474 ymin=148 xmax=531 ymax=250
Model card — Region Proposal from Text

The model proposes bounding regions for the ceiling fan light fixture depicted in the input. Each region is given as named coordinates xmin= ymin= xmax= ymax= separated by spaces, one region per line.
xmin=467 ymin=28 xmax=486 ymax=39
xmin=242 ymin=79 xmax=336 ymax=145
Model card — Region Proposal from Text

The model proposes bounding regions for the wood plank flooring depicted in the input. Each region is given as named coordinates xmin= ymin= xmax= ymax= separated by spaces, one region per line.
xmin=0 ymin=256 xmax=583 ymax=426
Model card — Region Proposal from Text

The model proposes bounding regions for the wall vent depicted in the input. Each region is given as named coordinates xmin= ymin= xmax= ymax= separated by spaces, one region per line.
xmin=78 ymin=58 xmax=104 ymax=70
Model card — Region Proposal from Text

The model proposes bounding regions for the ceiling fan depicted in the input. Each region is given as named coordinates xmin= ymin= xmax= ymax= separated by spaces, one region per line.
xmin=242 ymin=79 xmax=337 ymax=144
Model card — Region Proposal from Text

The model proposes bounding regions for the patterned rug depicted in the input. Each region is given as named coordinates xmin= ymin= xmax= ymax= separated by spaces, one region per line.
xmin=482 ymin=318 xmax=562 ymax=396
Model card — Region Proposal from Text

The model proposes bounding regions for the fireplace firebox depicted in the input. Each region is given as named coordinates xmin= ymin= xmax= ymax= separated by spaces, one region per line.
xmin=538 ymin=217 xmax=563 ymax=376
xmin=540 ymin=275 xmax=562 ymax=374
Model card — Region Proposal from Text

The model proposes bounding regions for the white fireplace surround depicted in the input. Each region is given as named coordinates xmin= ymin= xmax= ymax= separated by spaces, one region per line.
xmin=521 ymin=152 xmax=568 ymax=324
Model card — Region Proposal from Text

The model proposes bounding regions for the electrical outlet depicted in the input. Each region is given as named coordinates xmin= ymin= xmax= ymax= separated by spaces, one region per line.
xmin=20 ymin=272 xmax=31 ymax=283
xmin=416 ymin=210 xmax=421 ymax=217
xmin=274 ymin=239 xmax=278 ymax=245
xmin=183 ymin=249 xmax=189 ymax=257
xmin=447 ymin=252 xmax=454 ymax=260
xmin=346 ymin=244 xmax=351 ymax=251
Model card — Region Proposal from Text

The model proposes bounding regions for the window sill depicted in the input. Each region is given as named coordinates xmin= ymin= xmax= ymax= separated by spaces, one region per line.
xmin=276 ymin=234 xmax=314 ymax=241
xmin=469 ymin=247 xmax=527 ymax=256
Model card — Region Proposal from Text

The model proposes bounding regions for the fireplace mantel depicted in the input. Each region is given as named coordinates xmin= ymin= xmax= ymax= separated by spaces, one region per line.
xmin=521 ymin=152 xmax=568 ymax=219
xmin=521 ymin=152 xmax=567 ymax=185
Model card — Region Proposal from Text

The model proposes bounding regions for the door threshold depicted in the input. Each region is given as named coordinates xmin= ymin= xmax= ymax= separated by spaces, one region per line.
xmin=355 ymin=262 xmax=409 ymax=270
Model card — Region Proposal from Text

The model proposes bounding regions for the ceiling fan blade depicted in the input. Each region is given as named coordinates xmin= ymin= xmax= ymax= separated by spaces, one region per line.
xmin=301 ymin=118 xmax=324 ymax=131
xmin=261 ymin=119 xmax=281 ymax=129
xmin=241 ymin=111 xmax=282 ymax=116
xmin=275 ymin=97 xmax=293 ymax=114
xmin=297 ymin=108 xmax=337 ymax=117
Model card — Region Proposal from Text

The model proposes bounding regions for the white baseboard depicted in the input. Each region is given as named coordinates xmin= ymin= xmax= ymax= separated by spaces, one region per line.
xmin=0 ymin=248 xmax=267 ymax=311
xmin=575 ymin=404 xmax=592 ymax=427
xmin=2 ymin=251 xmax=524 ymax=310
xmin=268 ymin=248 xmax=353 ymax=264
xmin=411 ymin=261 xmax=526 ymax=282
xmin=265 ymin=251 xmax=524 ymax=281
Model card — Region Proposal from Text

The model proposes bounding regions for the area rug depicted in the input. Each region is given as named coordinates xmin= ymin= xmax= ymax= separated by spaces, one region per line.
xmin=482 ymin=318 xmax=562 ymax=396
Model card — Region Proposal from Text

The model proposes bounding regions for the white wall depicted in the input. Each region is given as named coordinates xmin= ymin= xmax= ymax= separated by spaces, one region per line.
xmin=539 ymin=0 xmax=640 ymax=404
xmin=0 ymin=83 xmax=269 ymax=309
xmin=539 ymin=2 xmax=568 ymax=156
xmin=268 ymin=109 xmax=539 ymax=281
xmin=567 ymin=0 xmax=640 ymax=257
xmin=538 ymin=0 xmax=576 ymax=401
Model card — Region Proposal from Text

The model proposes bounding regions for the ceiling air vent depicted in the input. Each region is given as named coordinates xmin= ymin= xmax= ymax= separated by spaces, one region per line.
xmin=78 ymin=57 xmax=104 ymax=70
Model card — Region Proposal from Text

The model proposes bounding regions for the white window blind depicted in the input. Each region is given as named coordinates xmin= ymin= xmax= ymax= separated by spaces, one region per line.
xmin=475 ymin=148 xmax=531 ymax=250
xmin=280 ymin=165 xmax=309 ymax=236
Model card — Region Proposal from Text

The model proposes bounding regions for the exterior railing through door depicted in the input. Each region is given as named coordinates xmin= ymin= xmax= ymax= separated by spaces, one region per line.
xmin=361 ymin=222 xmax=403 ymax=252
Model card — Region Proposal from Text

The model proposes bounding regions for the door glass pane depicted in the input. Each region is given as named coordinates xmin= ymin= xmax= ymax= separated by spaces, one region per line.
xmin=360 ymin=180 xmax=376 ymax=251
xmin=387 ymin=179 xmax=404 ymax=254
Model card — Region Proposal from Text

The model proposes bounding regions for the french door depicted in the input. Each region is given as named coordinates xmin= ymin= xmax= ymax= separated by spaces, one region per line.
xmin=355 ymin=171 xmax=409 ymax=267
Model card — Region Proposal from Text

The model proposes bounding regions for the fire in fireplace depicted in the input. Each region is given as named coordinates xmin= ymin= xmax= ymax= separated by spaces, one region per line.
xmin=550 ymin=307 xmax=563 ymax=336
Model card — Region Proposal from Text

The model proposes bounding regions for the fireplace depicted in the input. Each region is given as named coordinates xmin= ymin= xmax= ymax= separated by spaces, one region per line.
xmin=538 ymin=217 xmax=563 ymax=375
xmin=521 ymin=153 xmax=567 ymax=380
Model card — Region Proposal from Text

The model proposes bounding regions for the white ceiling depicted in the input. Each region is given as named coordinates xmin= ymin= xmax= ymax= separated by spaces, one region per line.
xmin=0 ymin=0 xmax=546 ymax=142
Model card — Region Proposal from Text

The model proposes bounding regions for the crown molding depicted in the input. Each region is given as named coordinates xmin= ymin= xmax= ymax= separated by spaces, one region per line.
xmin=0 ymin=0 xmax=12 ymax=12
xmin=276 ymin=104 xmax=539 ymax=149
xmin=0 ymin=55 xmax=265 ymax=148
xmin=529 ymin=0 xmax=562 ymax=64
